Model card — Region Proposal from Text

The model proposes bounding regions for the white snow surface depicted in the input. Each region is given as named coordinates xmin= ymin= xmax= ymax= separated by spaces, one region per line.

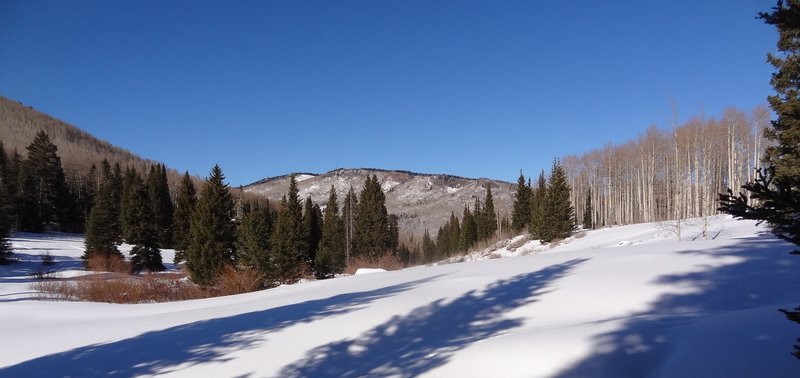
xmin=1 ymin=216 xmax=799 ymax=377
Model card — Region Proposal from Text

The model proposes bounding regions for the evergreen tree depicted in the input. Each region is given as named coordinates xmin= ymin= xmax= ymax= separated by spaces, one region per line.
xmin=315 ymin=186 xmax=346 ymax=279
xmin=126 ymin=174 xmax=164 ymax=272
xmin=343 ymin=186 xmax=358 ymax=265
xmin=354 ymin=175 xmax=390 ymax=261
xmin=0 ymin=142 xmax=12 ymax=262
xmin=529 ymin=170 xmax=547 ymax=239
xmin=236 ymin=201 xmax=272 ymax=285
xmin=19 ymin=131 xmax=69 ymax=231
xmin=302 ymin=197 xmax=323 ymax=269
xmin=148 ymin=164 xmax=174 ymax=248
xmin=120 ymin=166 xmax=138 ymax=241
xmin=186 ymin=165 xmax=236 ymax=286
xmin=582 ymin=190 xmax=593 ymax=230
xmin=2 ymin=148 xmax=22 ymax=230
xmin=448 ymin=212 xmax=461 ymax=253
xmin=483 ymin=184 xmax=498 ymax=239
xmin=718 ymin=1 xmax=800 ymax=359
xmin=270 ymin=176 xmax=307 ymax=283
xmin=541 ymin=160 xmax=575 ymax=242
xmin=388 ymin=214 xmax=400 ymax=254
xmin=511 ymin=172 xmax=532 ymax=232
xmin=459 ymin=204 xmax=477 ymax=251
xmin=473 ymin=197 xmax=486 ymax=242
xmin=83 ymin=162 xmax=123 ymax=261
xmin=421 ymin=229 xmax=436 ymax=263
xmin=172 ymin=172 xmax=197 ymax=263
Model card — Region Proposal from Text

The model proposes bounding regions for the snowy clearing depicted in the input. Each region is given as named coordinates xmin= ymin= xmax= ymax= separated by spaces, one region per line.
xmin=1 ymin=216 xmax=799 ymax=377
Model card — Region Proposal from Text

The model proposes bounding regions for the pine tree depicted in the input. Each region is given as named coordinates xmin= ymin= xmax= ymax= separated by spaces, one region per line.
xmin=354 ymin=175 xmax=390 ymax=261
xmin=186 ymin=165 xmax=236 ymax=286
xmin=421 ymin=229 xmax=436 ymax=263
xmin=148 ymin=164 xmax=174 ymax=248
xmin=0 ymin=142 xmax=13 ymax=262
xmin=459 ymin=204 xmax=477 ymax=251
xmin=172 ymin=172 xmax=197 ymax=263
xmin=270 ymin=176 xmax=307 ymax=283
xmin=511 ymin=172 xmax=532 ymax=232
xmin=83 ymin=162 xmax=123 ymax=261
xmin=236 ymin=201 xmax=272 ymax=285
xmin=315 ymin=186 xmax=346 ymax=279
xmin=303 ymin=197 xmax=323 ymax=269
xmin=120 ymin=166 xmax=137 ymax=241
xmin=448 ymin=212 xmax=461 ymax=253
xmin=582 ymin=189 xmax=593 ymax=230
xmin=19 ymin=131 xmax=69 ymax=232
xmin=343 ymin=186 xmax=358 ymax=265
xmin=718 ymin=1 xmax=800 ymax=359
xmin=541 ymin=160 xmax=575 ymax=242
xmin=388 ymin=214 xmax=400 ymax=254
xmin=1 ymin=147 xmax=22 ymax=231
xmin=529 ymin=171 xmax=547 ymax=239
xmin=126 ymin=174 xmax=164 ymax=272
xmin=483 ymin=184 xmax=498 ymax=239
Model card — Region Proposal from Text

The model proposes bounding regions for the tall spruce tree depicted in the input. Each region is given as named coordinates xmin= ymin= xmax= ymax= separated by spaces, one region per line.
xmin=19 ymin=131 xmax=69 ymax=232
xmin=126 ymin=174 xmax=164 ymax=272
xmin=148 ymin=164 xmax=174 ymax=248
xmin=529 ymin=171 xmax=547 ymax=239
xmin=343 ymin=186 xmax=358 ymax=265
xmin=83 ymin=162 xmax=123 ymax=261
xmin=315 ymin=186 xmax=346 ymax=279
xmin=271 ymin=176 xmax=307 ymax=283
xmin=541 ymin=160 xmax=575 ymax=242
xmin=172 ymin=172 xmax=197 ymax=263
xmin=483 ymin=184 xmax=498 ymax=239
xmin=354 ymin=175 xmax=390 ymax=261
xmin=0 ymin=142 xmax=12 ymax=262
xmin=511 ymin=172 xmax=532 ymax=232
xmin=236 ymin=201 xmax=272 ymax=285
xmin=718 ymin=1 xmax=800 ymax=359
xmin=186 ymin=165 xmax=236 ymax=286
xmin=448 ymin=212 xmax=461 ymax=253
xmin=388 ymin=214 xmax=400 ymax=254
xmin=582 ymin=190 xmax=593 ymax=230
xmin=302 ymin=197 xmax=323 ymax=269
xmin=459 ymin=204 xmax=477 ymax=251
xmin=421 ymin=229 xmax=436 ymax=263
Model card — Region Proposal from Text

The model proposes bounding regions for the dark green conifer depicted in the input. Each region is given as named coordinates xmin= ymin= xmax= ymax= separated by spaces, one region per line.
xmin=0 ymin=142 xmax=12 ymax=262
xmin=483 ymin=184 xmax=498 ymax=239
xmin=448 ymin=212 xmax=461 ymax=253
xmin=303 ymin=197 xmax=323 ymax=269
xmin=148 ymin=164 xmax=174 ymax=248
xmin=582 ymin=190 xmax=593 ymax=230
xmin=83 ymin=162 xmax=123 ymax=261
xmin=172 ymin=172 xmax=197 ymax=263
xmin=342 ymin=186 xmax=358 ymax=264
xmin=126 ymin=174 xmax=164 ymax=272
xmin=459 ymin=204 xmax=477 ymax=251
xmin=511 ymin=172 xmax=532 ymax=232
xmin=186 ymin=165 xmax=236 ymax=286
xmin=236 ymin=201 xmax=272 ymax=285
xmin=354 ymin=175 xmax=390 ymax=261
xmin=270 ymin=176 xmax=307 ymax=283
xmin=421 ymin=229 xmax=436 ymax=263
xmin=529 ymin=171 xmax=547 ymax=239
xmin=315 ymin=186 xmax=346 ymax=279
xmin=19 ymin=131 xmax=69 ymax=231
xmin=541 ymin=160 xmax=575 ymax=242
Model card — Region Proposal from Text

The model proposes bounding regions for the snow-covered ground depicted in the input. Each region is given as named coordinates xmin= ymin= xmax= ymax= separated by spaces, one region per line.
xmin=1 ymin=216 xmax=799 ymax=377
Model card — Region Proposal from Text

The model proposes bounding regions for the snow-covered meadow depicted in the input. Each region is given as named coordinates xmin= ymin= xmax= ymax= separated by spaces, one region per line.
xmin=1 ymin=216 xmax=799 ymax=377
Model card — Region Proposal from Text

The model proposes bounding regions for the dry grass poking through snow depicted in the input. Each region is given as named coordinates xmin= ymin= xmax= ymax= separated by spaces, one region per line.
xmin=345 ymin=253 xmax=405 ymax=275
xmin=31 ymin=273 xmax=207 ymax=303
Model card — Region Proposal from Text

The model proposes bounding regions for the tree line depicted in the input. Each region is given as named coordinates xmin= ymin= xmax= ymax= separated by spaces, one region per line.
xmin=413 ymin=184 xmax=499 ymax=264
xmin=560 ymin=105 xmax=769 ymax=229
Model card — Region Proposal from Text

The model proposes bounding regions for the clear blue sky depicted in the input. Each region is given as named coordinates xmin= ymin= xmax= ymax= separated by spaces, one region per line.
xmin=0 ymin=1 xmax=777 ymax=186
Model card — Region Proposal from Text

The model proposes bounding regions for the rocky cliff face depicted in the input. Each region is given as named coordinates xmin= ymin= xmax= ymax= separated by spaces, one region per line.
xmin=244 ymin=168 xmax=515 ymax=238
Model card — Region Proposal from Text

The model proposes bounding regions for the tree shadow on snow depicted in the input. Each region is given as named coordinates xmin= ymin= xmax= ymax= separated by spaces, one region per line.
xmin=555 ymin=234 xmax=800 ymax=377
xmin=278 ymin=258 xmax=588 ymax=378
xmin=0 ymin=275 xmax=444 ymax=378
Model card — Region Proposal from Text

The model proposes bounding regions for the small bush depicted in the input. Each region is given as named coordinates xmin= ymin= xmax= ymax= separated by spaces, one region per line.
xmin=30 ymin=269 xmax=60 ymax=280
xmin=40 ymin=251 xmax=55 ymax=266
xmin=85 ymin=254 xmax=131 ymax=274
xmin=213 ymin=266 xmax=265 ymax=296
xmin=31 ymin=273 xmax=208 ymax=303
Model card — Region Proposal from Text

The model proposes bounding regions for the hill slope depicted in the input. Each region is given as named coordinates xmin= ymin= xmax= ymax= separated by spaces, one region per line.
xmin=245 ymin=168 xmax=515 ymax=237
xmin=1 ymin=216 xmax=798 ymax=377
xmin=0 ymin=95 xmax=188 ymax=183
